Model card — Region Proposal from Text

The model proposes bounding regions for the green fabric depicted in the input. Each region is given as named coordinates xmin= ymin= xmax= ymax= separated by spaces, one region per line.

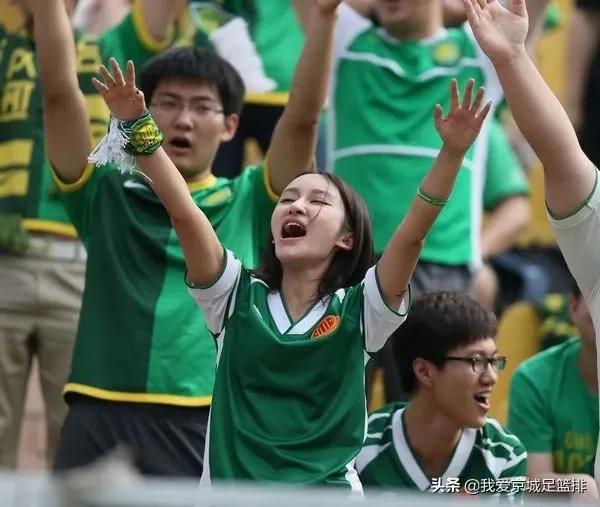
xmin=0 ymin=13 xmax=163 ymax=242
xmin=332 ymin=26 xmax=500 ymax=262
xmin=60 ymin=164 xmax=274 ymax=401
xmin=483 ymin=120 xmax=529 ymax=211
xmin=544 ymin=3 xmax=561 ymax=31
xmin=251 ymin=1 xmax=303 ymax=92
xmin=187 ymin=1 xmax=302 ymax=92
xmin=0 ymin=26 xmax=65 ymax=225
xmin=508 ymin=338 xmax=598 ymax=475
xmin=207 ymin=267 xmax=368 ymax=485
xmin=358 ymin=403 xmax=527 ymax=498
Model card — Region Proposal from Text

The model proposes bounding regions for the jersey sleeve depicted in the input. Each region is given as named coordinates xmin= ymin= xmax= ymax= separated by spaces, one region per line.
xmin=356 ymin=404 xmax=399 ymax=475
xmin=362 ymin=265 xmax=411 ymax=353
xmin=483 ymin=121 xmax=529 ymax=211
xmin=547 ymin=171 xmax=600 ymax=325
xmin=507 ymin=367 xmax=553 ymax=453
xmin=98 ymin=0 xmax=175 ymax=69
xmin=332 ymin=3 xmax=372 ymax=62
xmin=51 ymin=163 xmax=112 ymax=245
xmin=187 ymin=248 xmax=243 ymax=335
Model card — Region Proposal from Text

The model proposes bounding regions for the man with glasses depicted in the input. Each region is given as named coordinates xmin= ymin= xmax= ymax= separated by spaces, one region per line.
xmin=34 ymin=0 xmax=341 ymax=476
xmin=356 ymin=292 xmax=526 ymax=500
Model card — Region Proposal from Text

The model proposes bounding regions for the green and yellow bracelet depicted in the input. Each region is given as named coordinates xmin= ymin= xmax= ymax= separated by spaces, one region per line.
xmin=417 ymin=187 xmax=448 ymax=207
xmin=121 ymin=110 xmax=164 ymax=156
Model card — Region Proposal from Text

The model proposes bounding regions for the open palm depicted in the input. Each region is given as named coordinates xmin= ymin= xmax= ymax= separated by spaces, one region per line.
xmin=92 ymin=58 xmax=146 ymax=121
xmin=435 ymin=79 xmax=491 ymax=154
xmin=464 ymin=0 xmax=529 ymax=66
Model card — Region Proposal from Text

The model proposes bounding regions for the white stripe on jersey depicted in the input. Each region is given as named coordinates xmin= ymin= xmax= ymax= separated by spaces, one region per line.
xmin=355 ymin=442 xmax=392 ymax=474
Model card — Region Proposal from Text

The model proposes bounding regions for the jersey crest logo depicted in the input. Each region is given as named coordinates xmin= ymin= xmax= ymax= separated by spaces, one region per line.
xmin=431 ymin=41 xmax=461 ymax=67
xmin=311 ymin=315 xmax=340 ymax=339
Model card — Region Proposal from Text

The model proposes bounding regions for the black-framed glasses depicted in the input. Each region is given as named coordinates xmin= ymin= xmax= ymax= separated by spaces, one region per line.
xmin=445 ymin=356 xmax=507 ymax=373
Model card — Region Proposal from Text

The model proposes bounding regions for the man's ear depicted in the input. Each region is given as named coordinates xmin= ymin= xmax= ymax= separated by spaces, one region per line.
xmin=413 ymin=358 xmax=435 ymax=389
xmin=221 ymin=113 xmax=239 ymax=142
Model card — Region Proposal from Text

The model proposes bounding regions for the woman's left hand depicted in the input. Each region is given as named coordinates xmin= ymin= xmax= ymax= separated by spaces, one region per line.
xmin=434 ymin=79 xmax=492 ymax=155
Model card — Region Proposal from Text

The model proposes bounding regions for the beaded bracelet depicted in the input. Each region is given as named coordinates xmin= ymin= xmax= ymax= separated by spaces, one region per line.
xmin=417 ymin=187 xmax=448 ymax=207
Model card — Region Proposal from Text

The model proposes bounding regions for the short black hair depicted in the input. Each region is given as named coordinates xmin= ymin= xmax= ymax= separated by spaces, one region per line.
xmin=139 ymin=46 xmax=245 ymax=115
xmin=252 ymin=173 xmax=374 ymax=299
xmin=393 ymin=292 xmax=498 ymax=394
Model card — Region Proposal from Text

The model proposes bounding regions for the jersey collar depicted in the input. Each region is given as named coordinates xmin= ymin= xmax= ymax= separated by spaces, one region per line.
xmin=267 ymin=291 xmax=337 ymax=335
xmin=378 ymin=27 xmax=448 ymax=47
xmin=187 ymin=174 xmax=217 ymax=192
xmin=392 ymin=407 xmax=476 ymax=491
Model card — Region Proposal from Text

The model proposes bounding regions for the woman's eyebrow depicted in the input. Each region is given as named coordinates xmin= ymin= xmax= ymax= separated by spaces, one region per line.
xmin=310 ymin=189 xmax=333 ymax=200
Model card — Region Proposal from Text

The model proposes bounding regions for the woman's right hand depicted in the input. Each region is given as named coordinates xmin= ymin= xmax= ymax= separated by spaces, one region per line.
xmin=92 ymin=58 xmax=146 ymax=121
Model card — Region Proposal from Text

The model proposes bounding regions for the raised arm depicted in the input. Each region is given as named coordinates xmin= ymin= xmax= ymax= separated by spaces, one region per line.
xmin=266 ymin=0 xmax=341 ymax=193
xmin=92 ymin=60 xmax=223 ymax=286
xmin=293 ymin=0 xmax=372 ymax=29
xmin=378 ymin=80 xmax=491 ymax=307
xmin=464 ymin=0 xmax=596 ymax=218
xmin=31 ymin=0 xmax=90 ymax=182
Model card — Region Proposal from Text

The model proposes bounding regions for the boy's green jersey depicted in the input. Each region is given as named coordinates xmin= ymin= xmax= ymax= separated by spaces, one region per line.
xmin=357 ymin=403 xmax=527 ymax=501
xmin=330 ymin=6 xmax=507 ymax=262
xmin=508 ymin=337 xmax=598 ymax=475
xmin=55 ymin=162 xmax=276 ymax=405
xmin=189 ymin=253 xmax=409 ymax=488
xmin=0 ymin=1 xmax=170 ymax=240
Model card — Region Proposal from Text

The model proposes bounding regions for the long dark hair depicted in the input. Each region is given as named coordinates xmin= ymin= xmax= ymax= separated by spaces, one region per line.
xmin=252 ymin=173 xmax=374 ymax=298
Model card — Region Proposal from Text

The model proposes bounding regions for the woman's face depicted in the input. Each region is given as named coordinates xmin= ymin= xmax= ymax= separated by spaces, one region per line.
xmin=271 ymin=173 xmax=353 ymax=268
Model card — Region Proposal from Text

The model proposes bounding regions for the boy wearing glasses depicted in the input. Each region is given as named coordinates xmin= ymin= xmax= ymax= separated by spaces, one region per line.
xmin=357 ymin=292 xmax=526 ymax=500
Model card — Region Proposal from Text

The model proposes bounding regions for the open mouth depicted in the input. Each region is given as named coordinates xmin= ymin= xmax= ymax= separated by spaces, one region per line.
xmin=281 ymin=222 xmax=307 ymax=239
xmin=474 ymin=393 xmax=490 ymax=410
xmin=169 ymin=137 xmax=192 ymax=149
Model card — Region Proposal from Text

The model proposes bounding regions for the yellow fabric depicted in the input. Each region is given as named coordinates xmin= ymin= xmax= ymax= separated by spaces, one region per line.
xmin=131 ymin=0 xmax=175 ymax=53
xmin=51 ymin=162 xmax=96 ymax=193
xmin=245 ymin=91 xmax=289 ymax=107
xmin=22 ymin=219 xmax=77 ymax=237
xmin=368 ymin=367 xmax=387 ymax=412
xmin=489 ymin=302 xmax=543 ymax=425
xmin=262 ymin=157 xmax=279 ymax=203
xmin=64 ymin=383 xmax=212 ymax=407
xmin=187 ymin=174 xmax=217 ymax=191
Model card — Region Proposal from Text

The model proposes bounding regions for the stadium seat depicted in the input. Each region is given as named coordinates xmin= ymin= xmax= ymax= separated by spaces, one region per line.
xmin=368 ymin=367 xmax=387 ymax=412
xmin=489 ymin=302 xmax=543 ymax=425
xmin=516 ymin=163 xmax=557 ymax=248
